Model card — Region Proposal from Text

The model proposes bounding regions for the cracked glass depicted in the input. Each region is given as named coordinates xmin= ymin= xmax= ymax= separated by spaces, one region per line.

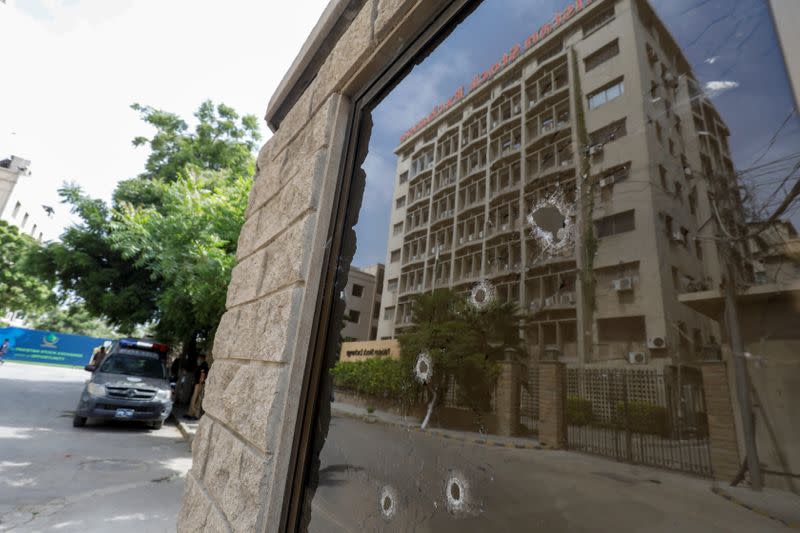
xmin=300 ymin=1 xmax=800 ymax=531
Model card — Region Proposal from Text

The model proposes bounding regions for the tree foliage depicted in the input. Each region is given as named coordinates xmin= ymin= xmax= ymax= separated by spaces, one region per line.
xmin=0 ymin=220 xmax=53 ymax=319
xmin=31 ymin=301 xmax=119 ymax=338
xmin=110 ymin=170 xmax=251 ymax=346
xmin=29 ymin=100 xmax=260 ymax=350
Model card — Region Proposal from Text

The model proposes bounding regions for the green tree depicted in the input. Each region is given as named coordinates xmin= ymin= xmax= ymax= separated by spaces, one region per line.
xmin=0 ymin=220 xmax=54 ymax=320
xmin=31 ymin=301 xmax=120 ymax=338
xmin=397 ymin=289 xmax=522 ymax=428
xmin=29 ymin=100 xmax=260 ymax=351
xmin=110 ymin=170 xmax=251 ymax=347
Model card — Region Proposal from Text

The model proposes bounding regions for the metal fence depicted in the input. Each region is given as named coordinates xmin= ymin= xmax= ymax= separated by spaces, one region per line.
xmin=566 ymin=367 xmax=712 ymax=477
xmin=519 ymin=364 xmax=539 ymax=434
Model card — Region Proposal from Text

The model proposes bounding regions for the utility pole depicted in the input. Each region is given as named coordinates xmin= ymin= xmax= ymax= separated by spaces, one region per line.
xmin=723 ymin=260 xmax=763 ymax=490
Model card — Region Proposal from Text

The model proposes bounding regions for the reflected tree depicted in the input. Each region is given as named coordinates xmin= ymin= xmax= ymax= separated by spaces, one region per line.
xmin=398 ymin=289 xmax=522 ymax=429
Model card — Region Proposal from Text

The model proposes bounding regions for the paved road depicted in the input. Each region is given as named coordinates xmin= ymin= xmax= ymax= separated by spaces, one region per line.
xmin=307 ymin=414 xmax=785 ymax=532
xmin=0 ymin=363 xmax=190 ymax=532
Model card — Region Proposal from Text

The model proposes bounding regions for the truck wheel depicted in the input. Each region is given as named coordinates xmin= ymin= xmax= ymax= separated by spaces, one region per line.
xmin=73 ymin=415 xmax=87 ymax=428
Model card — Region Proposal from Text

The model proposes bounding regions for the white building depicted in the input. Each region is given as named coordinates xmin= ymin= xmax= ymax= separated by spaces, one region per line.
xmin=0 ymin=155 xmax=60 ymax=242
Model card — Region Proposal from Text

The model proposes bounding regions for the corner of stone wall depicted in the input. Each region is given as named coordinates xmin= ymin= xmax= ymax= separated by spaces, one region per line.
xmin=178 ymin=0 xmax=436 ymax=530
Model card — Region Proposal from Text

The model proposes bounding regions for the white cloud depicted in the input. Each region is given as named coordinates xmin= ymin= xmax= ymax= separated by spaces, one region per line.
xmin=0 ymin=0 xmax=328 ymax=237
xmin=704 ymin=80 xmax=740 ymax=93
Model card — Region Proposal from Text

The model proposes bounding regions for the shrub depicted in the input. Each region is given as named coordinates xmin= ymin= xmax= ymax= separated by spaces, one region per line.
xmin=566 ymin=396 xmax=594 ymax=425
xmin=616 ymin=401 xmax=669 ymax=436
xmin=330 ymin=358 xmax=418 ymax=403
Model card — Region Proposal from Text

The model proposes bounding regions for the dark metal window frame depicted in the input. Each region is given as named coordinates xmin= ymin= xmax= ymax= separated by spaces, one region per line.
xmin=280 ymin=1 xmax=482 ymax=530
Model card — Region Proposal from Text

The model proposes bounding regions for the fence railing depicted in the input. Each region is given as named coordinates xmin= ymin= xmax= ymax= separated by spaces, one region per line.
xmin=566 ymin=367 xmax=712 ymax=477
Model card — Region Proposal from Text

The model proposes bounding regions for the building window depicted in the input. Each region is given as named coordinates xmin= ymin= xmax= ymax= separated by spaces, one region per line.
xmin=674 ymin=181 xmax=683 ymax=202
xmin=650 ymin=80 xmax=658 ymax=99
xmin=655 ymin=121 xmax=663 ymax=143
xmin=582 ymin=6 xmax=615 ymax=36
xmin=346 ymin=310 xmax=361 ymax=323
xmin=695 ymin=238 xmax=703 ymax=260
xmin=393 ymin=222 xmax=403 ymax=236
xmin=373 ymin=301 xmax=380 ymax=319
xmin=665 ymin=214 xmax=674 ymax=237
xmin=21 ymin=213 xmax=29 ymax=229
xmin=12 ymin=201 xmax=21 ymax=218
xmin=588 ymin=79 xmax=624 ymax=110
xmin=370 ymin=327 xmax=378 ymax=339
xmin=395 ymin=196 xmax=406 ymax=209
xmin=584 ymin=39 xmax=619 ymax=72
xmin=390 ymin=249 xmax=401 ymax=263
xmin=383 ymin=306 xmax=395 ymax=321
xmin=387 ymin=278 xmax=398 ymax=292
xmin=689 ymin=189 xmax=697 ymax=215
xmin=352 ymin=284 xmax=364 ymax=297
xmin=589 ymin=118 xmax=627 ymax=146
xmin=669 ymin=138 xmax=675 ymax=155
xmin=595 ymin=210 xmax=635 ymax=238
xmin=399 ymin=171 xmax=408 ymax=184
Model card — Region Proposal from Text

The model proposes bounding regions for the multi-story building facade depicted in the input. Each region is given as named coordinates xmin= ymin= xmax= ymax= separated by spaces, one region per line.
xmin=377 ymin=0 xmax=740 ymax=368
xmin=0 ymin=155 xmax=59 ymax=242
xmin=341 ymin=263 xmax=384 ymax=341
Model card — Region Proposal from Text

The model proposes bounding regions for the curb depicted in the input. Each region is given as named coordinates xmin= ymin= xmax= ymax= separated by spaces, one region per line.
xmin=712 ymin=486 xmax=800 ymax=529
xmin=332 ymin=407 xmax=541 ymax=451
xmin=171 ymin=412 xmax=193 ymax=446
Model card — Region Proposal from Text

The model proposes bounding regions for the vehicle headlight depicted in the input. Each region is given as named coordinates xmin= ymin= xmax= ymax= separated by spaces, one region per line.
xmin=87 ymin=383 xmax=106 ymax=397
xmin=154 ymin=389 xmax=171 ymax=402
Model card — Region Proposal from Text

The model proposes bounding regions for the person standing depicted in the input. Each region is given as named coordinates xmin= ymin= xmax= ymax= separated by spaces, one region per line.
xmin=185 ymin=354 xmax=209 ymax=420
xmin=0 ymin=339 xmax=9 ymax=364
xmin=90 ymin=346 xmax=107 ymax=369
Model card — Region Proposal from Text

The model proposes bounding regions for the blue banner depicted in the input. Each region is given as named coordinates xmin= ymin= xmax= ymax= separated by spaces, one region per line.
xmin=0 ymin=327 xmax=110 ymax=367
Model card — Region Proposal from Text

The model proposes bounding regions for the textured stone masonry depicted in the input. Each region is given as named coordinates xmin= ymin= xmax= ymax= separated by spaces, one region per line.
xmin=179 ymin=0 xmax=439 ymax=530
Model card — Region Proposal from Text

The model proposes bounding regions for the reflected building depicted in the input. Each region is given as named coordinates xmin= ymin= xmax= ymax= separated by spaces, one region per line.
xmin=377 ymin=0 xmax=743 ymax=369
xmin=341 ymin=263 xmax=384 ymax=341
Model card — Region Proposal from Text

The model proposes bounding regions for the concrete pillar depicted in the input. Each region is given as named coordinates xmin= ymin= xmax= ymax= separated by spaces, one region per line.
xmin=538 ymin=360 xmax=566 ymax=448
xmin=701 ymin=360 xmax=742 ymax=482
xmin=495 ymin=360 xmax=521 ymax=436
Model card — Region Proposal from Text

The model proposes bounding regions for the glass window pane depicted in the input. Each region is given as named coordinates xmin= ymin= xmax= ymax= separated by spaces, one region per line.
xmin=303 ymin=1 xmax=800 ymax=530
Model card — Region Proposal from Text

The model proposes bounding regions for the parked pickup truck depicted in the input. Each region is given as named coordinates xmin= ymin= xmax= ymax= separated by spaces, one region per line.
xmin=74 ymin=338 xmax=173 ymax=430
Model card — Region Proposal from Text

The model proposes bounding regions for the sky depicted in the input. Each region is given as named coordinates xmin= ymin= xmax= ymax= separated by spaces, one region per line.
xmin=352 ymin=0 xmax=800 ymax=267
xmin=0 ymin=0 xmax=329 ymax=239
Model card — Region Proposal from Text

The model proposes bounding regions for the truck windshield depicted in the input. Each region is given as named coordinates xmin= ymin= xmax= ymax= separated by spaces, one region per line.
xmin=99 ymin=355 xmax=165 ymax=379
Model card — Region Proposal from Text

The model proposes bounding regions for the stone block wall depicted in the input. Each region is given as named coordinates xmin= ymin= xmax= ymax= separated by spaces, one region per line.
xmin=178 ymin=1 xmax=446 ymax=531
xmin=538 ymin=361 xmax=566 ymax=449
xmin=701 ymin=361 xmax=742 ymax=482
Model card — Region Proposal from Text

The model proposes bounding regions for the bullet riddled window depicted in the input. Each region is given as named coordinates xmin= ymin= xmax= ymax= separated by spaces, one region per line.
xmin=303 ymin=1 xmax=800 ymax=531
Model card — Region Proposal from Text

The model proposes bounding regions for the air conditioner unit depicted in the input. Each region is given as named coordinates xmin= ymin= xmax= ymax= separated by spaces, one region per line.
xmin=683 ymin=167 xmax=693 ymax=179
xmin=501 ymin=223 xmax=509 ymax=231
xmin=560 ymin=292 xmax=574 ymax=305
xmin=599 ymin=176 xmax=615 ymax=188
xmin=513 ymin=105 xmax=520 ymax=114
xmin=468 ymin=234 xmax=475 ymax=241
xmin=589 ymin=144 xmax=604 ymax=156
xmin=612 ymin=277 xmax=633 ymax=291
xmin=647 ymin=336 xmax=667 ymax=350
xmin=530 ymin=299 xmax=542 ymax=312
xmin=671 ymin=231 xmax=685 ymax=243
xmin=544 ymin=296 xmax=556 ymax=307
xmin=459 ymin=237 xmax=464 ymax=244
xmin=478 ymin=230 xmax=484 ymax=238
xmin=628 ymin=351 xmax=648 ymax=364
